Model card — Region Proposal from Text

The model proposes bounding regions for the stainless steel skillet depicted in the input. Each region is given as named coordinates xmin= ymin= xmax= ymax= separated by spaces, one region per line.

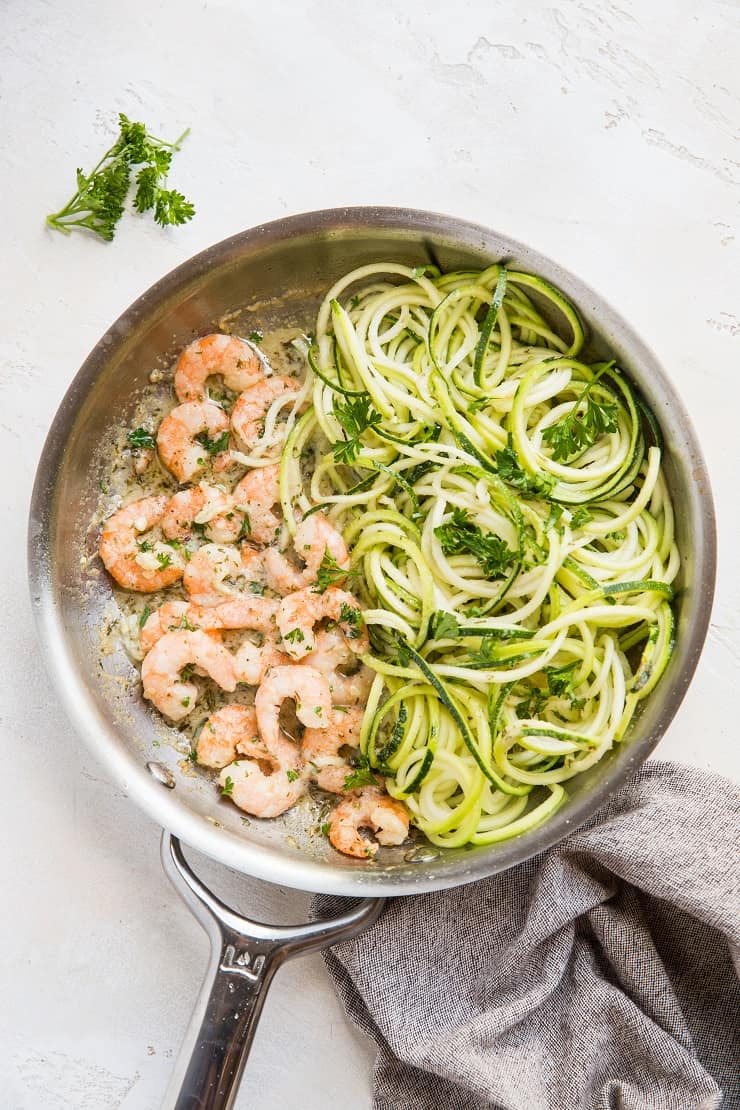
xmin=28 ymin=207 xmax=716 ymax=1109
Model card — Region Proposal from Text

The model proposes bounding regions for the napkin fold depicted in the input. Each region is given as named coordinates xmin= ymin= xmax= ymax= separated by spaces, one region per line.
xmin=313 ymin=762 xmax=740 ymax=1110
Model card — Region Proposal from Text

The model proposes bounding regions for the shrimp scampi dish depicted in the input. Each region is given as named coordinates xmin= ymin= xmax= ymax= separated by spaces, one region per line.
xmin=98 ymin=260 xmax=680 ymax=858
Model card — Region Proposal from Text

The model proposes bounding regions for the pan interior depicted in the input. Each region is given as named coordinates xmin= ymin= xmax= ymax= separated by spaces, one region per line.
xmin=29 ymin=210 xmax=715 ymax=894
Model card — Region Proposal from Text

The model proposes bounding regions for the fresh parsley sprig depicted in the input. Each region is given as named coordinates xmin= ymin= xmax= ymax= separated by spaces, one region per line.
xmin=47 ymin=113 xmax=195 ymax=242
xmin=331 ymin=393 xmax=382 ymax=464
xmin=541 ymin=364 xmax=618 ymax=462
xmin=314 ymin=549 xmax=348 ymax=593
xmin=434 ymin=507 xmax=517 ymax=578
xmin=495 ymin=443 xmax=553 ymax=498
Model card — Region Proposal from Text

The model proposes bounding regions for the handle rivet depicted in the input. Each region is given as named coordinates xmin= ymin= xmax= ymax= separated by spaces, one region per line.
xmin=147 ymin=761 xmax=176 ymax=789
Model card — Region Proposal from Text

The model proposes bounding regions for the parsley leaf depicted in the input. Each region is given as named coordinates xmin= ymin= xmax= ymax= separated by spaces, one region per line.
xmin=430 ymin=611 xmax=461 ymax=640
xmin=221 ymin=776 xmax=234 ymax=797
xmin=314 ymin=549 xmax=347 ymax=593
xmin=286 ymin=769 xmax=299 ymax=782
xmin=320 ymin=821 xmax=331 ymax=836
xmin=515 ymin=685 xmax=549 ymax=719
xmin=434 ymin=508 xmax=517 ymax=578
xmin=248 ymin=330 xmax=263 ymax=344
xmin=127 ymin=427 xmax=156 ymax=450
xmin=339 ymin=601 xmax=363 ymax=638
xmin=331 ymin=393 xmax=382 ymax=464
xmin=194 ymin=429 xmax=230 ymax=455
xmin=248 ymin=580 xmax=265 ymax=596
xmin=542 ymin=365 xmax=618 ymax=462
xmin=343 ymin=754 xmax=378 ymax=791
xmin=284 ymin=628 xmax=305 ymax=644
xmin=47 ymin=112 xmax=194 ymax=242
xmin=571 ymin=506 xmax=593 ymax=529
xmin=546 ymin=662 xmax=579 ymax=698
xmin=156 ymin=551 xmax=173 ymax=569
xmin=495 ymin=443 xmax=553 ymax=498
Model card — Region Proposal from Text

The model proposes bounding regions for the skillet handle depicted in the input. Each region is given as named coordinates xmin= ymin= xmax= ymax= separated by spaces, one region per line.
xmin=160 ymin=832 xmax=384 ymax=1110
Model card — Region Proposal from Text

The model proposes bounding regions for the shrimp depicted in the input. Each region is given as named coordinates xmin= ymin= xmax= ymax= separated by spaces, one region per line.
xmin=328 ymin=787 xmax=409 ymax=859
xmin=183 ymin=543 xmax=244 ymax=606
xmin=141 ymin=595 xmax=279 ymax=653
xmin=234 ymin=639 xmax=292 ymax=685
xmin=196 ymin=705 xmax=261 ymax=769
xmin=99 ymin=494 xmax=185 ymax=591
xmin=240 ymin=546 xmax=270 ymax=592
xmin=231 ymin=465 xmax=283 ymax=546
xmin=300 ymin=629 xmax=375 ymax=705
xmin=264 ymin=513 xmax=350 ymax=593
xmin=141 ymin=630 xmax=237 ymax=721
xmin=174 ymin=334 xmax=264 ymax=403
xmin=255 ymin=664 xmax=332 ymax=749
xmin=157 ymin=401 xmax=229 ymax=483
xmin=162 ymin=484 xmax=246 ymax=544
xmin=218 ymin=730 xmax=306 ymax=818
xmin=231 ymin=376 xmax=301 ymax=450
xmin=277 ymin=587 xmax=368 ymax=660
xmin=303 ymin=707 xmax=364 ymax=793
xmin=140 ymin=600 xmax=191 ymax=652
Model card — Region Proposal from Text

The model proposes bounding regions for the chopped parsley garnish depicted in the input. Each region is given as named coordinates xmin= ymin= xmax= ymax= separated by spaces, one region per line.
xmin=339 ymin=602 xmax=363 ymax=638
xmin=286 ymin=769 xmax=299 ymax=782
xmin=156 ymin=551 xmax=173 ymax=569
xmin=435 ymin=508 xmax=517 ymax=578
xmin=331 ymin=393 xmax=382 ymax=465
xmin=320 ymin=821 xmax=331 ymax=836
xmin=194 ymin=429 xmax=230 ymax=455
xmin=248 ymin=580 xmax=265 ymax=596
xmin=127 ymin=427 xmax=156 ymax=450
xmin=571 ymin=506 xmax=593 ymax=529
xmin=343 ymin=754 xmax=377 ymax=791
xmin=180 ymin=663 xmax=195 ymax=681
xmin=237 ymin=513 xmax=252 ymax=540
xmin=180 ymin=697 xmax=191 ymax=708
xmin=221 ymin=776 xmax=234 ymax=797
xmin=430 ymin=611 xmax=461 ymax=640
xmin=314 ymin=549 xmax=347 ymax=593
xmin=494 ymin=443 xmax=554 ymax=498
xmin=137 ymin=539 xmax=153 ymax=553
xmin=284 ymin=628 xmax=305 ymax=644
xmin=541 ymin=364 xmax=619 ymax=462
xmin=138 ymin=604 xmax=151 ymax=629
xmin=248 ymin=330 xmax=263 ymax=344
xmin=46 ymin=113 xmax=195 ymax=241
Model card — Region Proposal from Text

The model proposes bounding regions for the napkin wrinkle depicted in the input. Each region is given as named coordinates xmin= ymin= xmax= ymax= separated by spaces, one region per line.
xmin=314 ymin=762 xmax=740 ymax=1110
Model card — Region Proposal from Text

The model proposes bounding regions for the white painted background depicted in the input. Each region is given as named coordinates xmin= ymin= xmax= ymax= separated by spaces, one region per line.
xmin=1 ymin=1 xmax=738 ymax=1106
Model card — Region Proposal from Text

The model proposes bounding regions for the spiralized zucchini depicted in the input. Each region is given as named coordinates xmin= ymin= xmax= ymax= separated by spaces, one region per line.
xmin=280 ymin=262 xmax=678 ymax=847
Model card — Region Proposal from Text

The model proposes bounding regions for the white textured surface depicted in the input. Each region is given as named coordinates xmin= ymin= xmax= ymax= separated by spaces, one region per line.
xmin=1 ymin=1 xmax=739 ymax=1106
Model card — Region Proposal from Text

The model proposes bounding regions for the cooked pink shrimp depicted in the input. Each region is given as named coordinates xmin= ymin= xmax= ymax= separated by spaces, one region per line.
xmin=240 ymin=545 xmax=269 ymax=592
xmin=264 ymin=513 xmax=350 ymax=593
xmin=218 ymin=731 xmax=306 ymax=818
xmin=141 ymin=595 xmax=278 ymax=653
xmin=174 ymin=334 xmax=264 ymax=403
xmin=303 ymin=707 xmax=364 ymax=793
xmin=300 ymin=629 xmax=374 ymax=704
xmin=162 ymin=484 xmax=246 ymax=544
xmin=231 ymin=465 xmax=283 ymax=545
xmin=157 ymin=401 xmax=230 ymax=483
xmin=140 ymin=600 xmax=191 ymax=652
xmin=234 ymin=639 xmax=292 ymax=685
xmin=328 ymin=787 xmax=409 ymax=858
xmin=277 ymin=587 xmax=368 ymax=660
xmin=231 ymin=376 xmax=301 ymax=450
xmin=99 ymin=494 xmax=185 ymax=591
xmin=196 ymin=705 xmax=261 ymax=769
xmin=183 ymin=543 xmax=244 ymax=606
xmin=255 ymin=664 xmax=332 ymax=749
xmin=141 ymin=630 xmax=237 ymax=721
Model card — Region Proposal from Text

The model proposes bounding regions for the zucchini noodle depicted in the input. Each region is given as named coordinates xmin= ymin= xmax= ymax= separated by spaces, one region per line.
xmin=281 ymin=262 xmax=678 ymax=847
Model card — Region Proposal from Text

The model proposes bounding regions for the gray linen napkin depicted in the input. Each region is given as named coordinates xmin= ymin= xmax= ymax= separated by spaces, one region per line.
xmin=313 ymin=761 xmax=740 ymax=1110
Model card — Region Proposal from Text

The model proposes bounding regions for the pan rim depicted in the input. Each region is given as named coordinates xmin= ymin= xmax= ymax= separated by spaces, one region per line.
xmin=28 ymin=205 xmax=717 ymax=895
